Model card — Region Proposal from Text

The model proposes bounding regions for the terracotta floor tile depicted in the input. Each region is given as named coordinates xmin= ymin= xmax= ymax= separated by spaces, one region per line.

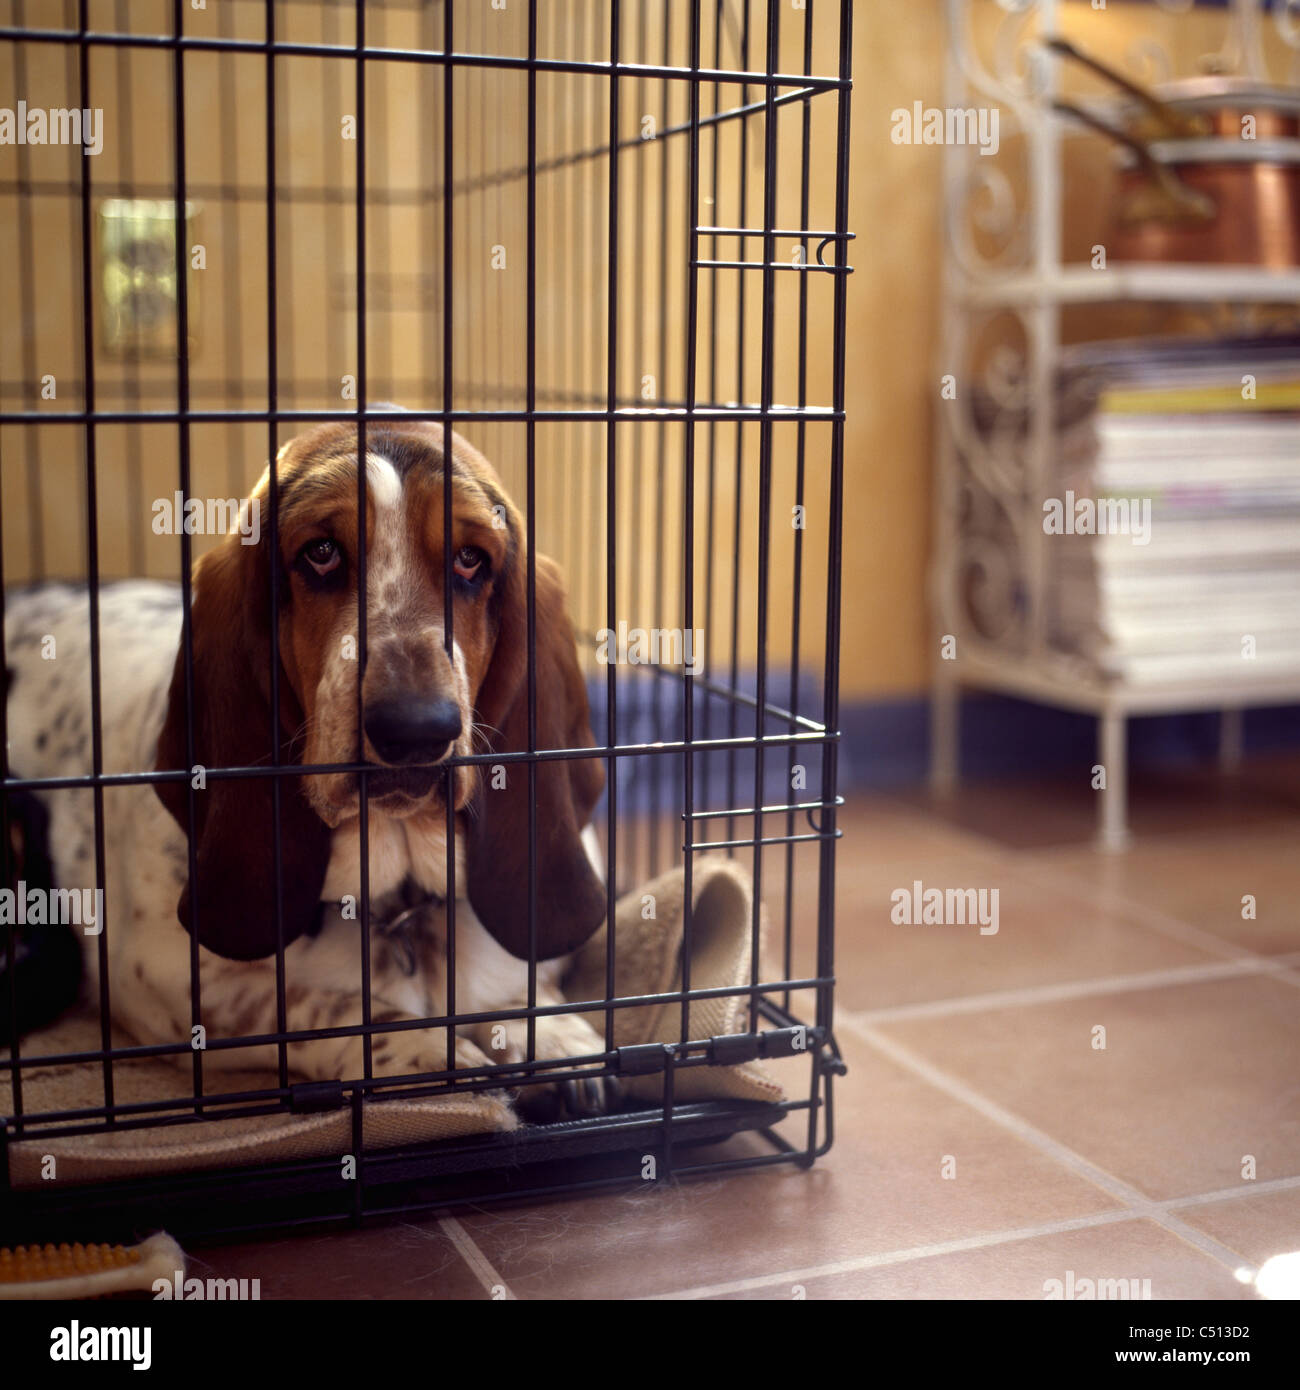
xmin=874 ymin=973 xmax=1300 ymax=1202
xmin=1176 ymin=1184 xmax=1300 ymax=1279
xmin=717 ymin=1219 xmax=1249 ymax=1301
xmin=782 ymin=848 xmax=1217 ymax=1014
xmin=192 ymin=1219 xmax=489 ymax=1300
xmin=894 ymin=763 xmax=1300 ymax=853
xmin=453 ymin=1029 xmax=1119 ymax=1300
xmin=1023 ymin=827 xmax=1300 ymax=958
xmin=1221 ymin=752 xmax=1300 ymax=813
xmin=829 ymin=796 xmax=1007 ymax=865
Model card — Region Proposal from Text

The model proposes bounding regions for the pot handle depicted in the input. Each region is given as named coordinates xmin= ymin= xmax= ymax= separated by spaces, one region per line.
xmin=1045 ymin=36 xmax=1210 ymax=140
xmin=1052 ymin=98 xmax=1216 ymax=224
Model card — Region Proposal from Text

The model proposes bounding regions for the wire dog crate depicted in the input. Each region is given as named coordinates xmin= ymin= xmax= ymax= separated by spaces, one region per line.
xmin=0 ymin=0 xmax=852 ymax=1242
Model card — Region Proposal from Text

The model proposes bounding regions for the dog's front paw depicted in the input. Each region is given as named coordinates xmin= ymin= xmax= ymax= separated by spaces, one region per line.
xmin=372 ymin=1026 xmax=494 ymax=1084
xmin=489 ymin=1011 xmax=622 ymax=1120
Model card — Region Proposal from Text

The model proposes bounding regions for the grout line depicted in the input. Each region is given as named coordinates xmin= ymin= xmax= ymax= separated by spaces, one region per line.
xmin=647 ymin=1173 xmax=1300 ymax=1301
xmin=842 ymin=1021 xmax=1258 ymax=1280
xmin=644 ymin=1210 xmax=1146 ymax=1299
xmin=1013 ymin=859 xmax=1300 ymax=989
xmin=437 ymin=1215 xmax=514 ymax=1300
xmin=874 ymin=790 xmax=1300 ymax=986
xmin=868 ymin=790 xmax=1300 ymax=995
xmin=1161 ymin=1172 xmax=1300 ymax=1213
xmin=843 ymin=956 xmax=1280 ymax=1026
xmin=647 ymin=1091 xmax=1300 ymax=1301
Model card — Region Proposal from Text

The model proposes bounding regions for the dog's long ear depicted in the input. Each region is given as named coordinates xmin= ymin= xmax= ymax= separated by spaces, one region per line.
xmin=154 ymin=517 xmax=333 ymax=961
xmin=467 ymin=548 xmax=606 ymax=961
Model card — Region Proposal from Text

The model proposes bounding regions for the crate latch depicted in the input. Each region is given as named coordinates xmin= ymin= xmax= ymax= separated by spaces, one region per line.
xmin=289 ymin=1080 xmax=346 ymax=1113
xmin=710 ymin=1032 xmax=761 ymax=1065
xmin=615 ymin=1042 xmax=672 ymax=1076
xmin=759 ymin=1026 xmax=815 ymax=1059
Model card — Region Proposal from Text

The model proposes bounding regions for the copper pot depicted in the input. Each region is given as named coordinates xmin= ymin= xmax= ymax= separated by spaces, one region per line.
xmin=1049 ymin=38 xmax=1300 ymax=269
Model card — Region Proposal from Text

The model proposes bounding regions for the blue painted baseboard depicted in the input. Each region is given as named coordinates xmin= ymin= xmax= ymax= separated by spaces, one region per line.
xmin=585 ymin=669 xmax=1300 ymax=807
xmin=584 ymin=667 xmax=827 ymax=817
xmin=839 ymin=692 xmax=1300 ymax=790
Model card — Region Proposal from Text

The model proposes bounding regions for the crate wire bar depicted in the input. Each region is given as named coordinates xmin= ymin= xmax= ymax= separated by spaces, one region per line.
xmin=0 ymin=0 xmax=852 ymax=1240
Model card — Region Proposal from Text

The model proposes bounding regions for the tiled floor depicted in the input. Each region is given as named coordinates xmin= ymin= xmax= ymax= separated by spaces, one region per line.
xmin=197 ymin=760 xmax=1300 ymax=1299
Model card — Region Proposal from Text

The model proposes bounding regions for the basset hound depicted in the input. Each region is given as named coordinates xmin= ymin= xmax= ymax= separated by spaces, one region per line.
xmin=4 ymin=418 xmax=613 ymax=1113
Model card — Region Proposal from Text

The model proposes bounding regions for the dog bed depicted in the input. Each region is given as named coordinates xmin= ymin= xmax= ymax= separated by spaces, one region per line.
xmin=2 ymin=860 xmax=782 ymax=1187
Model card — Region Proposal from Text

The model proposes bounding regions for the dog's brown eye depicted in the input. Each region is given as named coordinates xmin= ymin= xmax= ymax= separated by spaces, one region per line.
xmin=453 ymin=545 xmax=486 ymax=582
xmin=301 ymin=537 xmax=341 ymax=577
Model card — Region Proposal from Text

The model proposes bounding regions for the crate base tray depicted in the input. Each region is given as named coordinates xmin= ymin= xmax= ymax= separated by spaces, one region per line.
xmin=1 ymin=1097 xmax=802 ymax=1246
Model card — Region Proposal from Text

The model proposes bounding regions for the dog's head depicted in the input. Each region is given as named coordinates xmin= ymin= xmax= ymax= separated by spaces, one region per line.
xmin=154 ymin=418 xmax=605 ymax=962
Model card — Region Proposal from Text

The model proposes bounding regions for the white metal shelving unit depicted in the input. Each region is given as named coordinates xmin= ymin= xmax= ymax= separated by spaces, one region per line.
xmin=932 ymin=0 xmax=1300 ymax=849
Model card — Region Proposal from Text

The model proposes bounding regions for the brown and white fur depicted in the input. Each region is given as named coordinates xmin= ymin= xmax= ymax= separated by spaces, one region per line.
xmin=5 ymin=419 xmax=610 ymax=1108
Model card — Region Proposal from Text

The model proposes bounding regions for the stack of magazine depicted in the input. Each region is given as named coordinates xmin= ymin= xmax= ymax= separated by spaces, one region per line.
xmin=1047 ymin=335 xmax=1300 ymax=686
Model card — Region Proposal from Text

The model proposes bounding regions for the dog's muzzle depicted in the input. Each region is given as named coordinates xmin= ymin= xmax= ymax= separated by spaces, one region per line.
xmin=364 ymin=695 xmax=462 ymax=766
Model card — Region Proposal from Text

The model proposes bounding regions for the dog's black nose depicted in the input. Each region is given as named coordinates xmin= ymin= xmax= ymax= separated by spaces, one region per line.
xmin=364 ymin=696 xmax=462 ymax=765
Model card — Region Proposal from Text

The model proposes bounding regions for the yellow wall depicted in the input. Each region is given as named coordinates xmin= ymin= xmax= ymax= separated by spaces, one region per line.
xmin=841 ymin=0 xmax=945 ymax=699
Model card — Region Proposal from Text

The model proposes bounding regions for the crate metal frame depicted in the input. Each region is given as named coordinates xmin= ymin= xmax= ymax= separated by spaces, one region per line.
xmin=0 ymin=0 xmax=853 ymax=1243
